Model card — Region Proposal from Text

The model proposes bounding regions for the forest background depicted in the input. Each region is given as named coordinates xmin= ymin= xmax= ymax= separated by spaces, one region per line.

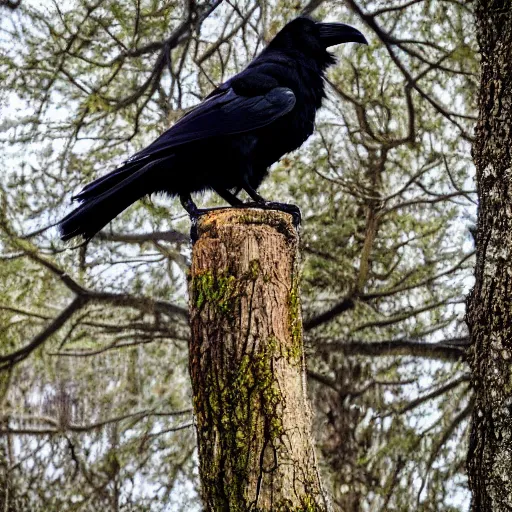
xmin=0 ymin=0 xmax=476 ymax=510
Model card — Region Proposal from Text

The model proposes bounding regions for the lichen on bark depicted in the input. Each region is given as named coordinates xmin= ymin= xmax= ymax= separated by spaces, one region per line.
xmin=467 ymin=2 xmax=512 ymax=510
xmin=188 ymin=208 xmax=330 ymax=511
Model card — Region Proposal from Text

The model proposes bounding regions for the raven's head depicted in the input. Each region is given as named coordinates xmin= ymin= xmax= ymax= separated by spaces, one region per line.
xmin=267 ymin=16 xmax=367 ymax=61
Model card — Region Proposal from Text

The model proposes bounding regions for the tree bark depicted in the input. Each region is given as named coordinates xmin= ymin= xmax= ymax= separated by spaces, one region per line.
xmin=188 ymin=209 xmax=330 ymax=511
xmin=467 ymin=2 xmax=512 ymax=510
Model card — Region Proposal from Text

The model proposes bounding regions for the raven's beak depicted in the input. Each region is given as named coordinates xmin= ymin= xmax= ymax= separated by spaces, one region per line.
xmin=317 ymin=22 xmax=368 ymax=47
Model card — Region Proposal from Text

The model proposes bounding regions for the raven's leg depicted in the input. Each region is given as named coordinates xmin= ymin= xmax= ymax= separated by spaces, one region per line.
xmin=241 ymin=181 xmax=266 ymax=203
xmin=212 ymin=187 xmax=244 ymax=206
xmin=180 ymin=193 xmax=214 ymax=243
xmin=180 ymin=188 xmax=243 ymax=216
xmin=241 ymin=180 xmax=302 ymax=226
xmin=180 ymin=193 xmax=201 ymax=217
xmin=180 ymin=191 xmax=248 ymax=242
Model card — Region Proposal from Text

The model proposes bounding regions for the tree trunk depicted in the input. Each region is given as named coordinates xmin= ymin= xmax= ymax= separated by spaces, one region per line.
xmin=188 ymin=209 xmax=330 ymax=511
xmin=467 ymin=2 xmax=512 ymax=510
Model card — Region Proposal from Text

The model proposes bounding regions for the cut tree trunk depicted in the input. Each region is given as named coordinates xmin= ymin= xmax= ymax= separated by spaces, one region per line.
xmin=467 ymin=2 xmax=512 ymax=510
xmin=188 ymin=208 xmax=330 ymax=511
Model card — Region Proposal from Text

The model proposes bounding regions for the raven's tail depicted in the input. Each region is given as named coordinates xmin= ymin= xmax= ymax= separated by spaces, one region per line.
xmin=59 ymin=158 xmax=167 ymax=241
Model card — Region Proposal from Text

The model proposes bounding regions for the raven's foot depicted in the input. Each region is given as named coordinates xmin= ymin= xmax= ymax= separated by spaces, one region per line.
xmin=180 ymin=194 xmax=212 ymax=242
xmin=188 ymin=206 xmax=247 ymax=242
xmin=188 ymin=208 xmax=212 ymax=243
xmin=242 ymin=201 xmax=302 ymax=227
xmin=187 ymin=203 xmax=301 ymax=243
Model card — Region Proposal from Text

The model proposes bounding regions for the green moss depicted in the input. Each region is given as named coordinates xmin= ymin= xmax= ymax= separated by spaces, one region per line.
xmin=298 ymin=494 xmax=323 ymax=511
xmin=192 ymin=269 xmax=238 ymax=315
xmin=192 ymin=261 xmax=264 ymax=315
xmin=200 ymin=336 xmax=285 ymax=509
xmin=248 ymin=259 xmax=261 ymax=280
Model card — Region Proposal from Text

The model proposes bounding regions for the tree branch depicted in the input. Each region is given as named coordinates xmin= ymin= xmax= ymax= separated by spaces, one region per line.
xmin=304 ymin=296 xmax=356 ymax=331
xmin=311 ymin=337 xmax=468 ymax=361
xmin=393 ymin=375 xmax=471 ymax=415
xmin=0 ymin=296 xmax=87 ymax=370
xmin=96 ymin=229 xmax=188 ymax=245
xmin=344 ymin=0 xmax=475 ymax=140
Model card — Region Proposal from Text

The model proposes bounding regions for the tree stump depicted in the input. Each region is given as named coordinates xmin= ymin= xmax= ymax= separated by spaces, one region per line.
xmin=188 ymin=208 xmax=330 ymax=511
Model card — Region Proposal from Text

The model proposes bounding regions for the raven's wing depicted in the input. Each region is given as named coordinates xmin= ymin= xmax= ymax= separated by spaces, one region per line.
xmin=128 ymin=87 xmax=295 ymax=162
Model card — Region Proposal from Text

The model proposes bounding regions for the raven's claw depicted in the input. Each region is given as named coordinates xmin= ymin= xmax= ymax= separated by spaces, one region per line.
xmin=188 ymin=202 xmax=301 ymax=242
xmin=189 ymin=208 xmax=212 ymax=243
xmin=243 ymin=201 xmax=302 ymax=227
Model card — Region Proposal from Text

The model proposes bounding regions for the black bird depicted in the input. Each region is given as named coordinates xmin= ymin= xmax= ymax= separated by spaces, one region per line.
xmin=59 ymin=16 xmax=367 ymax=241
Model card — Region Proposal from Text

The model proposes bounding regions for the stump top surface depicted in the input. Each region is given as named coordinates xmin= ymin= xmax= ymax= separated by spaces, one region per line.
xmin=195 ymin=208 xmax=297 ymax=242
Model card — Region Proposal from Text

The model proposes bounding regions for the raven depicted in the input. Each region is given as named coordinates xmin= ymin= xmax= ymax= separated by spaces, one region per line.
xmin=59 ymin=16 xmax=366 ymax=241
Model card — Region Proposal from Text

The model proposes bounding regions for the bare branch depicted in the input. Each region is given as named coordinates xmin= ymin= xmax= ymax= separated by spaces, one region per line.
xmin=87 ymin=290 xmax=188 ymax=320
xmin=344 ymin=0 xmax=475 ymax=140
xmin=304 ymin=296 xmax=356 ymax=331
xmin=96 ymin=229 xmax=189 ymax=245
xmin=0 ymin=297 xmax=87 ymax=370
xmin=369 ymin=0 xmax=426 ymax=17
xmin=353 ymin=298 xmax=458 ymax=332
xmin=417 ymin=397 xmax=474 ymax=502
xmin=311 ymin=337 xmax=468 ymax=361
xmin=360 ymin=251 xmax=475 ymax=300
xmin=393 ymin=375 xmax=471 ymax=415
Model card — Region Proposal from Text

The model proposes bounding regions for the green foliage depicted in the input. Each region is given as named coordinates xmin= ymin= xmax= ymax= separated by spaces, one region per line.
xmin=0 ymin=0 xmax=476 ymax=510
